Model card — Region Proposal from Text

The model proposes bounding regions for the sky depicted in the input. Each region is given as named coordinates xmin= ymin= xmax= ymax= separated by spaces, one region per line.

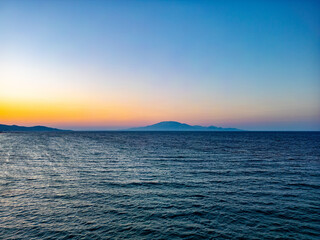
xmin=0 ymin=0 xmax=319 ymax=131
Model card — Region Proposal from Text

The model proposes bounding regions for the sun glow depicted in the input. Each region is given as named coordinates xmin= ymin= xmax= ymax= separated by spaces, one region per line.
xmin=0 ymin=0 xmax=319 ymax=130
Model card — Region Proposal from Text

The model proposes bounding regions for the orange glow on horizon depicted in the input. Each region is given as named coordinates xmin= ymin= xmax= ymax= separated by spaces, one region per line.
xmin=2 ymin=97 xmax=317 ymax=129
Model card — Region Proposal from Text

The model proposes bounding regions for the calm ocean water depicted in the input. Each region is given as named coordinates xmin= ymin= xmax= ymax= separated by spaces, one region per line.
xmin=0 ymin=132 xmax=319 ymax=239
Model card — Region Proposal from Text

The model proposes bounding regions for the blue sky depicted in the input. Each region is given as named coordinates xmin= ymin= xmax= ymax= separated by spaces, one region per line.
xmin=0 ymin=0 xmax=319 ymax=130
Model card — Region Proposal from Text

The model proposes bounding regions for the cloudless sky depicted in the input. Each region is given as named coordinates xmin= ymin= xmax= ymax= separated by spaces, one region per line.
xmin=0 ymin=0 xmax=319 ymax=130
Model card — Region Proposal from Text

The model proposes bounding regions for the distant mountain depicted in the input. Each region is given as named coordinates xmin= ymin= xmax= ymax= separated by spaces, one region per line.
xmin=125 ymin=121 xmax=242 ymax=131
xmin=0 ymin=124 xmax=65 ymax=132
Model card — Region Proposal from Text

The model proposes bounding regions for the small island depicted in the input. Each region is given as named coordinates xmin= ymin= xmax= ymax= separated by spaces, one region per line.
xmin=124 ymin=121 xmax=242 ymax=131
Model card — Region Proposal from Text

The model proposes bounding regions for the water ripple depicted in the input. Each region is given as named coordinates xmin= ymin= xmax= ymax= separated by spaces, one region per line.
xmin=0 ymin=131 xmax=319 ymax=239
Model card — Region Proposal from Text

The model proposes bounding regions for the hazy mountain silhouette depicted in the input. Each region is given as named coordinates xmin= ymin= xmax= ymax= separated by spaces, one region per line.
xmin=125 ymin=121 xmax=242 ymax=131
xmin=0 ymin=124 xmax=65 ymax=132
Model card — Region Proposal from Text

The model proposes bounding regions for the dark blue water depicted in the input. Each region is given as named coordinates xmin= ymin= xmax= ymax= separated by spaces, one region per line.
xmin=0 ymin=132 xmax=319 ymax=239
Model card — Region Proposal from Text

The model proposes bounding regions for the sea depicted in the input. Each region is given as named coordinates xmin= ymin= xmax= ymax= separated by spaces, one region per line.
xmin=0 ymin=131 xmax=319 ymax=239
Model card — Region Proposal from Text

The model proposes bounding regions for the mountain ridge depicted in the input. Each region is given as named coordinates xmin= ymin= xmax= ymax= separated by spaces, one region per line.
xmin=124 ymin=121 xmax=242 ymax=131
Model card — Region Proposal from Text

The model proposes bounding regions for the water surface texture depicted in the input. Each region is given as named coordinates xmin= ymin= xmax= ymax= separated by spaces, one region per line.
xmin=0 ymin=132 xmax=319 ymax=239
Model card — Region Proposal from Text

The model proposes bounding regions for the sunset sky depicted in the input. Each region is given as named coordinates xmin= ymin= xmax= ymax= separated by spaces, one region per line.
xmin=1 ymin=0 xmax=319 ymax=130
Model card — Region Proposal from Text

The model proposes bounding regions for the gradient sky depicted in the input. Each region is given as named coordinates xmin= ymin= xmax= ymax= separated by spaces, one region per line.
xmin=1 ymin=0 xmax=319 ymax=130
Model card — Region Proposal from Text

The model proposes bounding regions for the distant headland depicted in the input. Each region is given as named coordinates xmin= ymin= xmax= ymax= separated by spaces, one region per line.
xmin=0 ymin=124 xmax=64 ymax=132
xmin=124 ymin=121 xmax=242 ymax=131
